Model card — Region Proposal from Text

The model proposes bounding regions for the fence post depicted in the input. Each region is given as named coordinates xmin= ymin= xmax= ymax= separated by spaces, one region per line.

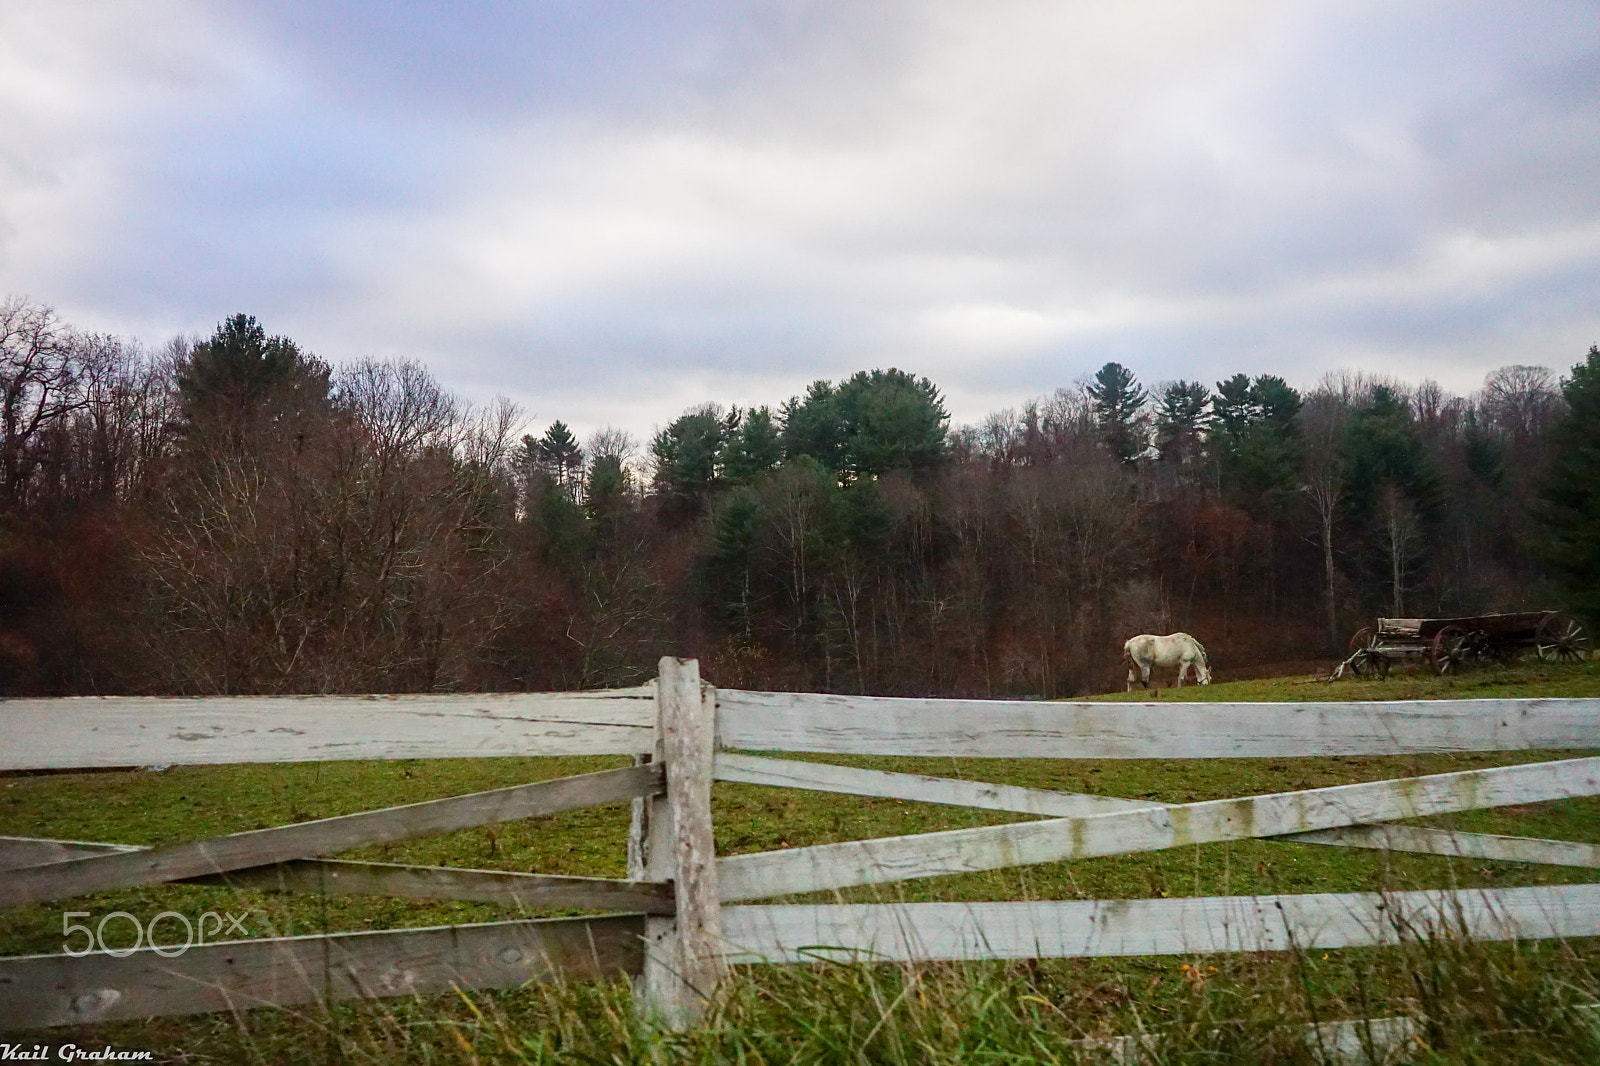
xmin=635 ymin=657 xmax=725 ymax=1028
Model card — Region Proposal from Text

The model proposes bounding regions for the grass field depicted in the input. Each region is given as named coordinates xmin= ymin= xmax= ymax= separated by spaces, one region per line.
xmin=4 ymin=660 xmax=1600 ymax=1061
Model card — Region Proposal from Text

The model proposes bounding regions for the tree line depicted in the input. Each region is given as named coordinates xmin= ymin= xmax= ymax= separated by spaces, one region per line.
xmin=0 ymin=294 xmax=1594 ymax=697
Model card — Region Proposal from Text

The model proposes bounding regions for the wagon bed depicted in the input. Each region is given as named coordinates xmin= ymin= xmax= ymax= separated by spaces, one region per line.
xmin=1336 ymin=610 xmax=1590 ymax=677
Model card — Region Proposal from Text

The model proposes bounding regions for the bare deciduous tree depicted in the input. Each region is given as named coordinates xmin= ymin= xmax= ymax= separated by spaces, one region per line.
xmin=1298 ymin=388 xmax=1347 ymax=648
xmin=1480 ymin=364 xmax=1561 ymax=448
xmin=0 ymin=297 xmax=92 ymax=510
xmin=1379 ymin=484 xmax=1423 ymax=617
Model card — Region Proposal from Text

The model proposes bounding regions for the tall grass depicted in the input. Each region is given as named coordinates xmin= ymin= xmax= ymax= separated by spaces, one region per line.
xmin=82 ymin=920 xmax=1600 ymax=1065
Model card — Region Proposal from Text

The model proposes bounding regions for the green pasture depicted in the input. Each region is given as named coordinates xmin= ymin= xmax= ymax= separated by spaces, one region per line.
xmin=3 ymin=660 xmax=1600 ymax=1060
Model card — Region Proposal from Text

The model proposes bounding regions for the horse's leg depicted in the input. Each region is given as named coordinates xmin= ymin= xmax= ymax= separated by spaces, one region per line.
xmin=1139 ymin=662 xmax=1151 ymax=689
xmin=1176 ymin=660 xmax=1187 ymax=687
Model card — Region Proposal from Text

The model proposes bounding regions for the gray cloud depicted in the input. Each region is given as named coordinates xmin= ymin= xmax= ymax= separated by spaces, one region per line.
xmin=1 ymin=1 xmax=1597 ymax=437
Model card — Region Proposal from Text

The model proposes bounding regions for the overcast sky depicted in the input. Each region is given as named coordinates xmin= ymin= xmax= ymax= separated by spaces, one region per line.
xmin=2 ymin=2 xmax=1597 ymax=439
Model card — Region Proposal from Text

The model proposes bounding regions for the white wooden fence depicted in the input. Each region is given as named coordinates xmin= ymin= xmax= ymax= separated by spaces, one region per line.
xmin=2 ymin=660 xmax=1599 ymax=1033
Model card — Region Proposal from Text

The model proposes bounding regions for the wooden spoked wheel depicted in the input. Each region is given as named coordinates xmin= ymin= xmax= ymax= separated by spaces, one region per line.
xmin=1347 ymin=626 xmax=1388 ymax=678
xmin=1486 ymin=637 xmax=1521 ymax=665
xmin=1431 ymin=625 xmax=1468 ymax=675
xmin=1536 ymin=613 xmax=1592 ymax=662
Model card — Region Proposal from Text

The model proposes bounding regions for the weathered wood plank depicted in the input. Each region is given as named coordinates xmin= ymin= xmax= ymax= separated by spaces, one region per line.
xmin=665 ymin=662 xmax=726 ymax=1012
xmin=0 ymin=836 xmax=141 ymax=870
xmin=0 ymin=914 xmax=644 ymax=1030
xmin=712 ymin=757 xmax=1600 ymax=872
xmin=200 ymin=860 xmax=676 ymax=912
xmin=0 ymin=835 xmax=675 ymax=911
xmin=718 ymin=882 xmax=1600 ymax=963
xmin=627 ymin=753 xmax=651 ymax=880
xmin=714 ymin=753 xmax=1157 ymax=816
xmin=1078 ymin=1017 xmax=1429 ymax=1066
xmin=717 ymin=691 xmax=1600 ymax=758
xmin=0 ymin=687 xmax=657 ymax=771
xmin=636 ymin=659 xmax=726 ymax=1028
xmin=1286 ymin=824 xmax=1600 ymax=868
xmin=636 ymin=680 xmax=679 ymax=1023
xmin=0 ymin=763 xmax=664 ymax=906
xmin=717 ymin=756 xmax=1600 ymax=901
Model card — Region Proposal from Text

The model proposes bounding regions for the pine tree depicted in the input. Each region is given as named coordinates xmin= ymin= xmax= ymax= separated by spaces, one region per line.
xmin=1208 ymin=374 xmax=1303 ymax=508
xmin=650 ymin=406 xmax=733 ymax=519
xmin=1210 ymin=373 xmax=1254 ymax=438
xmin=724 ymin=406 xmax=783 ymax=483
xmin=535 ymin=421 xmax=584 ymax=492
xmin=1154 ymin=380 xmax=1210 ymax=465
xmin=1537 ymin=345 xmax=1600 ymax=621
xmin=1086 ymin=362 xmax=1148 ymax=464
xmin=177 ymin=313 xmax=329 ymax=430
xmin=781 ymin=370 xmax=948 ymax=482
xmin=1341 ymin=385 xmax=1440 ymax=614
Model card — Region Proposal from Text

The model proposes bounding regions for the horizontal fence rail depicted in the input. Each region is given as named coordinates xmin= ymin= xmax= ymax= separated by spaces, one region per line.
xmin=0 ymin=688 xmax=657 ymax=771
xmin=717 ymin=691 xmax=1600 ymax=758
xmin=718 ymin=883 xmax=1600 ymax=964
xmin=0 ymin=914 xmax=644 ymax=1030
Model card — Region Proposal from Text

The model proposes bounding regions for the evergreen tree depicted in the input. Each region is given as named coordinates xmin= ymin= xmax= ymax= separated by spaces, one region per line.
xmin=704 ymin=487 xmax=765 ymax=642
xmin=650 ymin=405 xmax=736 ymax=519
xmin=514 ymin=432 xmax=584 ymax=561
xmin=1341 ymin=386 xmax=1439 ymax=521
xmin=781 ymin=369 xmax=949 ymax=481
xmin=535 ymin=420 xmax=583 ymax=493
xmin=1086 ymin=362 xmax=1148 ymax=464
xmin=1462 ymin=409 xmax=1506 ymax=488
xmin=723 ymin=406 xmax=783 ymax=484
xmin=1537 ymin=345 xmax=1600 ymax=621
xmin=1209 ymin=374 xmax=1303 ymax=508
xmin=1340 ymin=385 xmax=1441 ymax=614
xmin=1250 ymin=375 xmax=1301 ymax=434
xmin=833 ymin=368 xmax=949 ymax=479
xmin=1210 ymin=373 xmax=1255 ymax=439
xmin=780 ymin=382 xmax=845 ymax=473
xmin=1154 ymin=380 xmax=1210 ymax=465
xmin=177 ymin=313 xmax=329 ymax=426
xmin=584 ymin=453 xmax=631 ymax=523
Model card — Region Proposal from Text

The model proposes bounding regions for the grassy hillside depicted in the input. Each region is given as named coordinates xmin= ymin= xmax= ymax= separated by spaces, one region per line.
xmin=1092 ymin=658 xmax=1600 ymax=701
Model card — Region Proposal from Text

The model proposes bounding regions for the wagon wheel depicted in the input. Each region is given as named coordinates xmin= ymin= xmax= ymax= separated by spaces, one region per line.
xmin=1485 ymin=635 xmax=1521 ymax=665
xmin=1347 ymin=626 xmax=1388 ymax=678
xmin=1536 ymin=613 xmax=1592 ymax=663
xmin=1430 ymin=625 xmax=1469 ymax=675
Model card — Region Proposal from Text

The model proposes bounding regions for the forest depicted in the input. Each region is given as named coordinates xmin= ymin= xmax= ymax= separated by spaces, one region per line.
xmin=0 ymin=294 xmax=1595 ymax=699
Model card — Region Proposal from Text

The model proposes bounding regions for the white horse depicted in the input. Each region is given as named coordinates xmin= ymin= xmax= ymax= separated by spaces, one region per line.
xmin=1124 ymin=633 xmax=1211 ymax=691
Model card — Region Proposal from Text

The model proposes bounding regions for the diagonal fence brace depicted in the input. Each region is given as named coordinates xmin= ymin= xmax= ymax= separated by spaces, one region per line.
xmin=0 ymin=762 xmax=663 ymax=907
xmin=717 ymin=755 xmax=1600 ymax=901
xmin=716 ymin=753 xmax=1600 ymax=870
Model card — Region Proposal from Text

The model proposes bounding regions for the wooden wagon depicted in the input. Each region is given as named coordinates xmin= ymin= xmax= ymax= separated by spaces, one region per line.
xmin=1337 ymin=610 xmax=1591 ymax=677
